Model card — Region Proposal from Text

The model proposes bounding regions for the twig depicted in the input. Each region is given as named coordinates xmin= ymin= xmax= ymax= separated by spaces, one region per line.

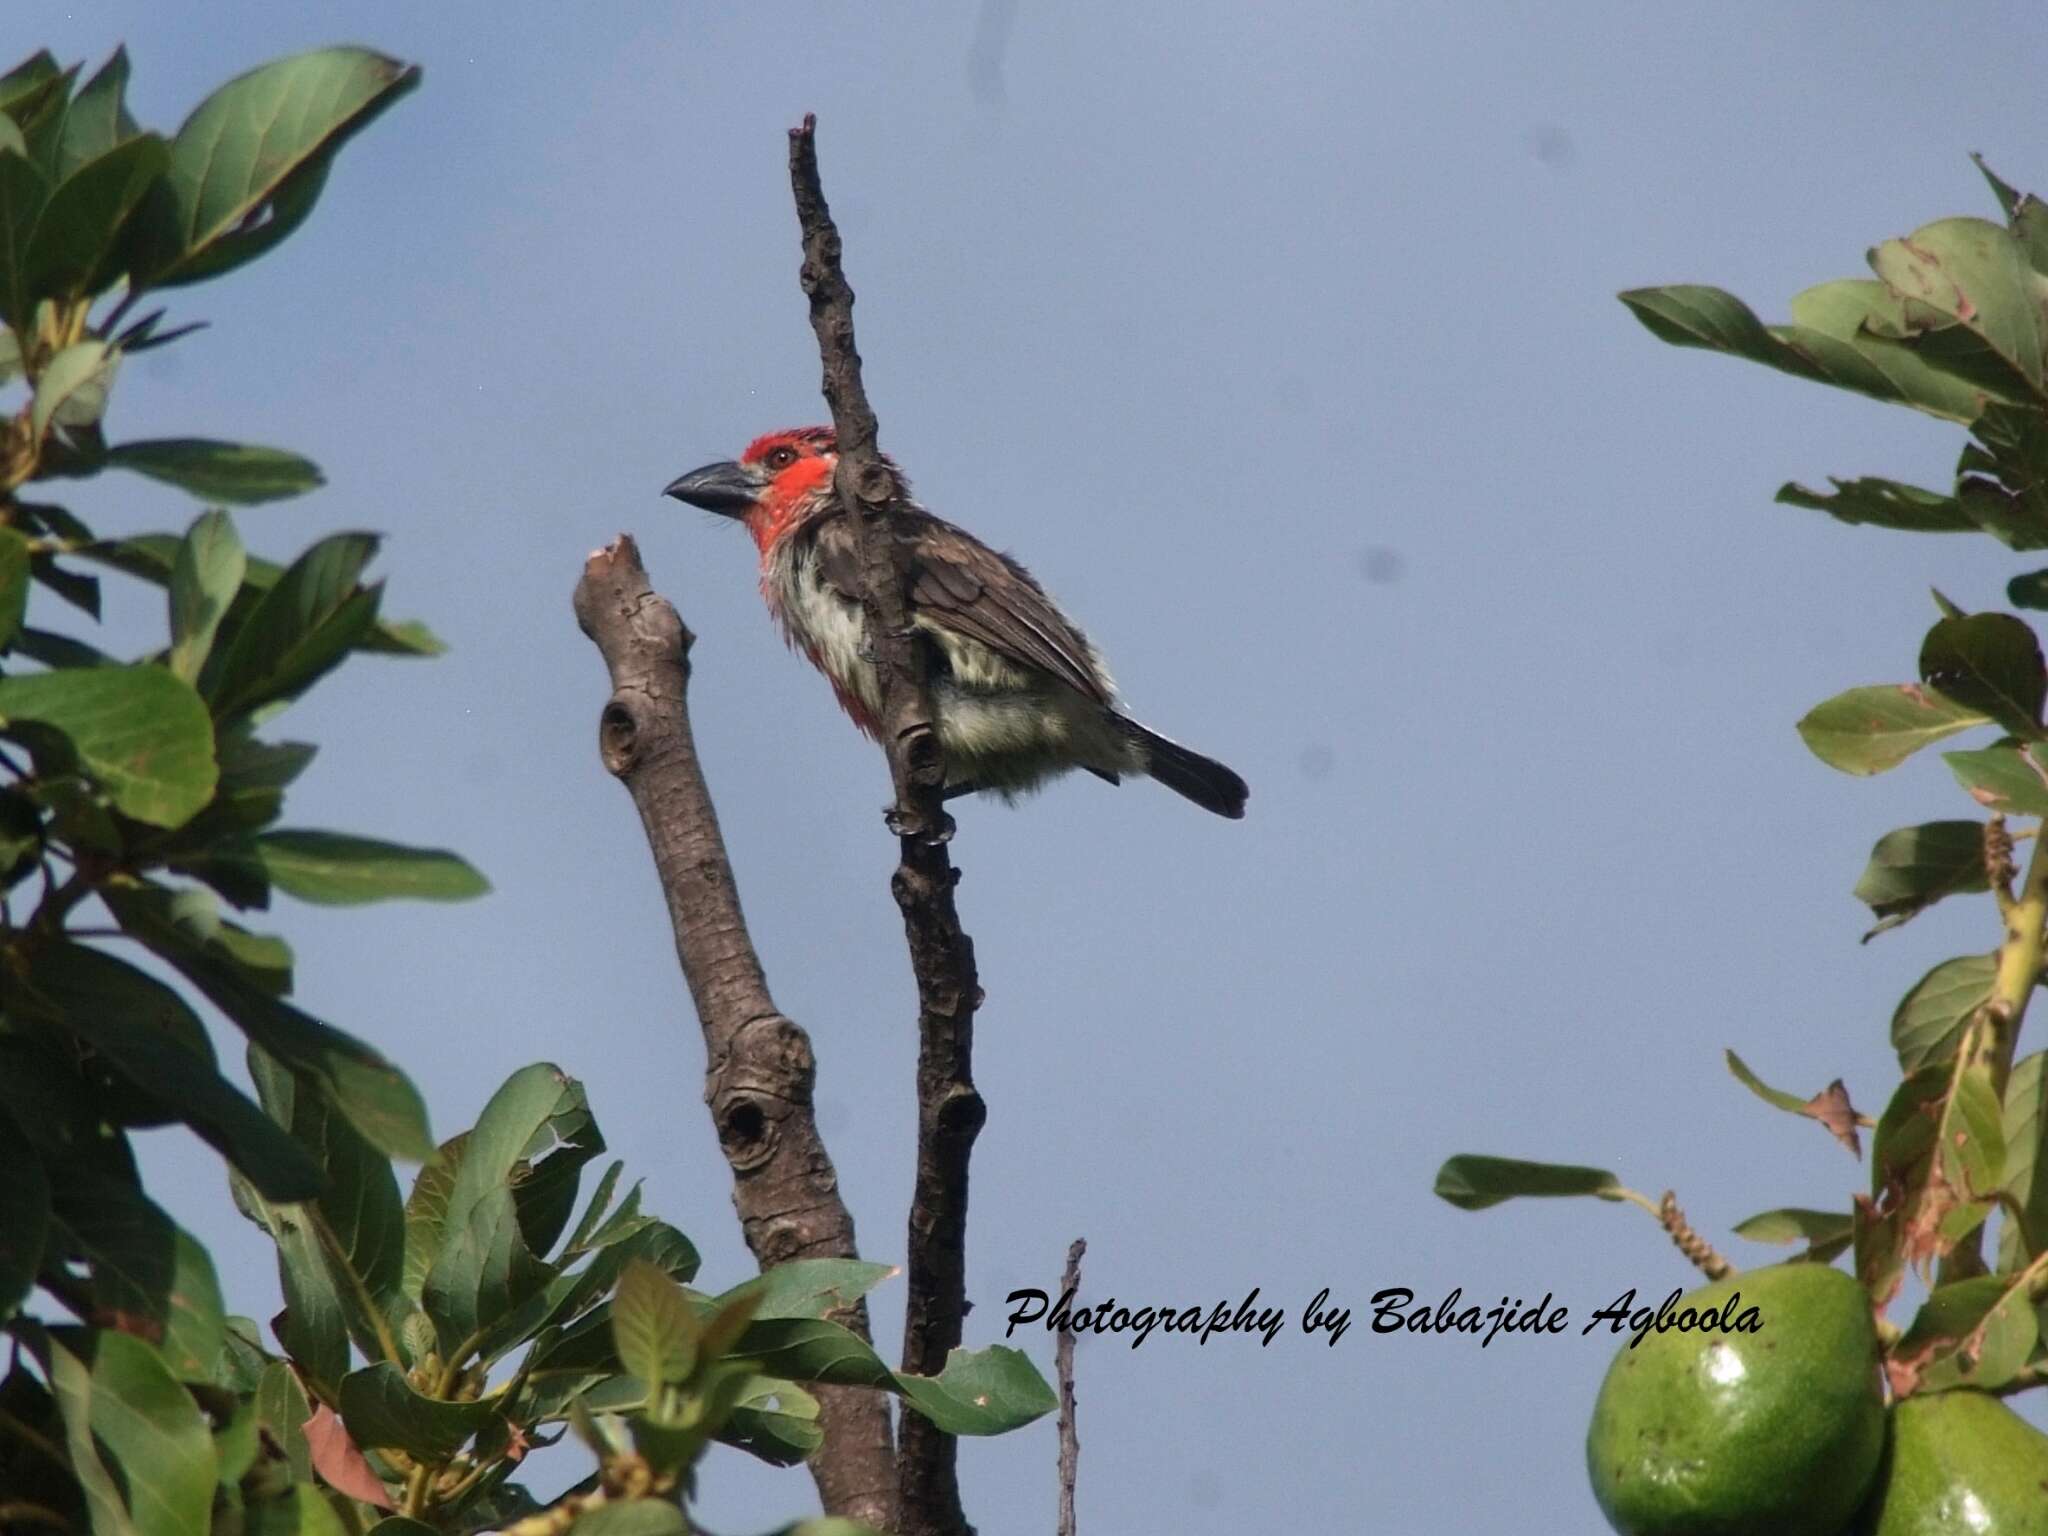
xmin=572 ymin=538 xmax=895 ymax=1530
xmin=788 ymin=114 xmax=987 ymax=1536
xmin=1056 ymin=1238 xmax=1085 ymax=1536
xmin=1941 ymin=811 xmax=2048 ymax=1284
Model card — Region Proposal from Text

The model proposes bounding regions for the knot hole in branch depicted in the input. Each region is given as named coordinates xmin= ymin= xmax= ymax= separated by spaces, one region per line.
xmin=718 ymin=1095 xmax=777 ymax=1171
xmin=598 ymin=698 xmax=641 ymax=776
xmin=936 ymin=1085 xmax=987 ymax=1146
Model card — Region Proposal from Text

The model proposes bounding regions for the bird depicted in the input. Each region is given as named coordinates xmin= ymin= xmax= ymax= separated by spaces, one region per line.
xmin=664 ymin=427 xmax=1248 ymax=819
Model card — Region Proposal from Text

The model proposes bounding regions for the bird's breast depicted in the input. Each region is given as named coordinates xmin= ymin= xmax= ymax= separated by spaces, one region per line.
xmin=765 ymin=540 xmax=884 ymax=729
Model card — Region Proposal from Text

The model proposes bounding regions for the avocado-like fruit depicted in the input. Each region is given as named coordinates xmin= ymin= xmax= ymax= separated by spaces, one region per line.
xmin=1586 ymin=1263 xmax=1884 ymax=1535
xmin=1855 ymin=1389 xmax=2048 ymax=1534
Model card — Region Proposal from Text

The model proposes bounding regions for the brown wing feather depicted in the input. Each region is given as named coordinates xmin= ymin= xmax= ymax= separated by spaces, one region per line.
xmin=811 ymin=512 xmax=1110 ymax=705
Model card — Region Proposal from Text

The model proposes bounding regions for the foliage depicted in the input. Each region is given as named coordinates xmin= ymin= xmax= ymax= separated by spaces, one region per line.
xmin=0 ymin=44 xmax=1052 ymax=1536
xmin=1437 ymin=161 xmax=2048 ymax=1447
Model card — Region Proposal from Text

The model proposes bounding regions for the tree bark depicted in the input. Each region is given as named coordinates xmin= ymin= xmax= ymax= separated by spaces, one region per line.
xmin=788 ymin=115 xmax=986 ymax=1536
xmin=572 ymin=538 xmax=897 ymax=1530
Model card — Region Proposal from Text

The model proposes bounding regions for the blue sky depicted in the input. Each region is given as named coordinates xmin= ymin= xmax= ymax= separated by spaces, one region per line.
xmin=14 ymin=1 xmax=2048 ymax=1529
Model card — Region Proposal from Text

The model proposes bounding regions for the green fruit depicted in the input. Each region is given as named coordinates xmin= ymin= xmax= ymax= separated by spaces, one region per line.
xmin=1855 ymin=1389 xmax=2048 ymax=1534
xmin=1586 ymin=1263 xmax=1885 ymax=1535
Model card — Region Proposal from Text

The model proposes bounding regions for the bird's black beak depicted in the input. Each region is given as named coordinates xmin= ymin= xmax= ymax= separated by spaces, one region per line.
xmin=663 ymin=460 xmax=759 ymax=517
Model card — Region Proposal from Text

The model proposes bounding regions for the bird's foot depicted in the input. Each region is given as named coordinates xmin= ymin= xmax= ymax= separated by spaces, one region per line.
xmin=883 ymin=803 xmax=957 ymax=843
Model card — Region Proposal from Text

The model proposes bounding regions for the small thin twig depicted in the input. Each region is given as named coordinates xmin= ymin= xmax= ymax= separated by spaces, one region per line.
xmin=1056 ymin=1238 xmax=1085 ymax=1536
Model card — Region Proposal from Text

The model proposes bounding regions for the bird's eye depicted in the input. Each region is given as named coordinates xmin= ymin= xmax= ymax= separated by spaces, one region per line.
xmin=765 ymin=446 xmax=797 ymax=470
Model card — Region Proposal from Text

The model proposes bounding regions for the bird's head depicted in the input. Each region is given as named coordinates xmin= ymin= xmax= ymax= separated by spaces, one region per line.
xmin=664 ymin=427 xmax=854 ymax=555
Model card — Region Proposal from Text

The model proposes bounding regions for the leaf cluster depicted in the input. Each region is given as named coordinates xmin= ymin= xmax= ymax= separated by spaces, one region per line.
xmin=0 ymin=44 xmax=1053 ymax=1536
xmin=1435 ymin=160 xmax=2048 ymax=1409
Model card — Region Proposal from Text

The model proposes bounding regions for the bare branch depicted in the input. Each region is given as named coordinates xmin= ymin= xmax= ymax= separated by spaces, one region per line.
xmin=572 ymin=537 xmax=895 ymax=1529
xmin=788 ymin=114 xmax=987 ymax=1536
xmin=1057 ymin=1238 xmax=1086 ymax=1536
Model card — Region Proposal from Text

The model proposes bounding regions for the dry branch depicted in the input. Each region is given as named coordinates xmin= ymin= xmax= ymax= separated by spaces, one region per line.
xmin=788 ymin=115 xmax=987 ymax=1536
xmin=1056 ymin=1238 xmax=1086 ymax=1536
xmin=572 ymin=537 xmax=896 ymax=1529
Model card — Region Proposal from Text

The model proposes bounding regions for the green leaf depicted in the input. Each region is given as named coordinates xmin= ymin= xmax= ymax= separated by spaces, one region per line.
xmin=1618 ymin=281 xmax=2006 ymax=424
xmin=1997 ymin=1052 xmax=2048 ymax=1269
xmin=1918 ymin=1277 xmax=2038 ymax=1393
xmin=2010 ymin=569 xmax=2048 ymax=610
xmin=1944 ymin=742 xmax=2048 ymax=816
xmin=718 ymin=1376 xmax=824 ymax=1466
xmin=736 ymin=1319 xmax=1056 ymax=1436
xmin=247 ymin=1047 xmax=407 ymax=1362
xmin=136 ymin=47 xmax=420 ymax=289
xmin=0 ymin=662 xmax=216 ymax=825
xmin=1919 ymin=612 xmax=2047 ymax=736
xmin=31 ymin=339 xmax=117 ymax=440
xmin=26 ymin=133 xmax=167 ymax=302
xmin=1722 ymin=1048 xmax=1809 ymax=1114
xmin=102 ymin=880 xmax=292 ymax=995
xmin=1853 ymin=821 xmax=1990 ymax=938
xmin=613 ymin=1259 xmax=701 ymax=1389
xmin=1934 ymin=1061 xmax=2004 ymax=1246
xmin=0 ymin=146 xmax=50 ymax=330
xmin=58 ymin=48 xmax=140 ymax=178
xmin=245 ymin=1484 xmax=349 ymax=1536
xmin=0 ymin=1108 xmax=50 ymax=1319
xmin=1896 ymin=1276 xmax=2015 ymax=1392
xmin=158 ymin=1227 xmax=227 ymax=1384
xmin=16 ymin=940 xmax=321 ymax=1200
xmin=420 ymin=1064 xmax=576 ymax=1355
xmin=201 ymin=530 xmax=381 ymax=721
xmin=1430 ymin=1154 xmax=1621 ymax=1210
xmin=720 ymin=1259 xmax=899 ymax=1321
xmin=28 ymin=550 xmax=100 ymax=620
xmin=168 ymin=509 xmax=245 ymax=685
xmin=1892 ymin=953 xmax=1998 ymax=1072
xmin=0 ymin=524 xmax=29 ymax=648
xmin=43 ymin=1164 xmax=226 ymax=1380
xmin=254 ymin=1360 xmax=312 ymax=1482
xmin=401 ymin=1133 xmax=466 ymax=1305
xmin=562 ymin=1160 xmax=624 ymax=1257
xmin=107 ymin=439 xmax=323 ymax=505
xmin=0 ymin=52 xmax=63 ymax=121
xmin=362 ymin=617 xmax=445 ymax=657
xmin=1869 ymin=217 xmax=2046 ymax=400
xmin=1775 ymin=477 xmax=1974 ymax=535
xmin=24 ymin=1322 xmax=139 ymax=1536
xmin=1730 ymin=1208 xmax=1852 ymax=1247
xmin=221 ymin=830 xmax=490 ymax=906
xmin=894 ymin=1342 xmax=1058 ymax=1436
xmin=76 ymin=531 xmax=438 ymax=659
xmin=229 ymin=1170 xmax=351 ymax=1393
xmin=1959 ymin=403 xmax=2048 ymax=550
xmin=104 ymin=885 xmax=432 ymax=1161
xmin=507 ymin=1071 xmax=602 ymax=1261
xmin=337 ymin=1362 xmax=493 ymax=1460
xmin=46 ymin=1325 xmax=217 ymax=1536
xmin=1796 ymin=684 xmax=1990 ymax=775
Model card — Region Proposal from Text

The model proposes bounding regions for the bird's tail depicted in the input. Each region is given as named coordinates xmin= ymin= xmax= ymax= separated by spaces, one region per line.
xmin=1119 ymin=717 xmax=1249 ymax=819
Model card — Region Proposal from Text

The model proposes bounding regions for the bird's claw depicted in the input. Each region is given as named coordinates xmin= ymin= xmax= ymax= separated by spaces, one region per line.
xmin=883 ymin=803 xmax=956 ymax=843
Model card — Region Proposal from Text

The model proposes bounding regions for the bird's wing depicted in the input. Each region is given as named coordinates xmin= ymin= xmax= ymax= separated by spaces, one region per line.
xmin=812 ymin=512 xmax=1111 ymax=705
